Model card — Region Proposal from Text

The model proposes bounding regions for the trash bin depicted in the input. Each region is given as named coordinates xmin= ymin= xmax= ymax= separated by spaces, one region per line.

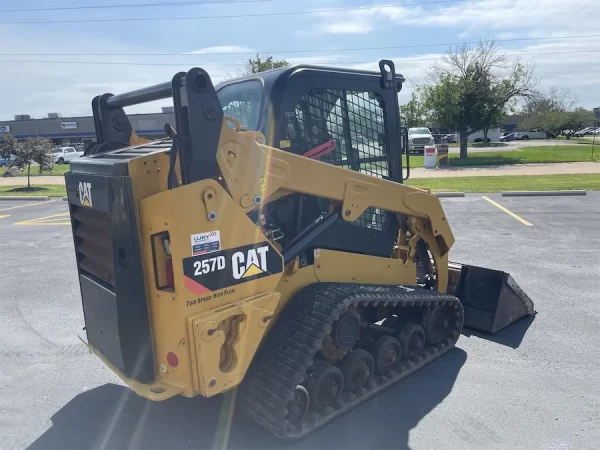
xmin=437 ymin=143 xmax=449 ymax=167
xmin=424 ymin=145 xmax=437 ymax=169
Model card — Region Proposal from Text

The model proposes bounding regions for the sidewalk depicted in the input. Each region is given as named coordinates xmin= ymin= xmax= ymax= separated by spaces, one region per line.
xmin=0 ymin=176 xmax=66 ymax=186
xmin=1 ymin=161 xmax=599 ymax=186
xmin=409 ymin=161 xmax=600 ymax=179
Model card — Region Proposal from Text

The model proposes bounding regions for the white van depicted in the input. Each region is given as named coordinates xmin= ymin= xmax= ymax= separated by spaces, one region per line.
xmin=460 ymin=128 xmax=503 ymax=143
xmin=514 ymin=129 xmax=548 ymax=140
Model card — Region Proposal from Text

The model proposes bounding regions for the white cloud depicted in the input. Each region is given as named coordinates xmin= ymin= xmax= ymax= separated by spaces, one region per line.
xmin=309 ymin=0 xmax=600 ymax=107
xmin=345 ymin=38 xmax=600 ymax=108
xmin=0 ymin=27 xmax=239 ymax=120
xmin=187 ymin=45 xmax=255 ymax=55
xmin=324 ymin=22 xmax=372 ymax=34
xmin=312 ymin=6 xmax=411 ymax=35
xmin=285 ymin=54 xmax=348 ymax=65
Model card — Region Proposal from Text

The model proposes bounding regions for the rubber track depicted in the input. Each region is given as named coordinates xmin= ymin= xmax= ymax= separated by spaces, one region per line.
xmin=238 ymin=282 xmax=464 ymax=440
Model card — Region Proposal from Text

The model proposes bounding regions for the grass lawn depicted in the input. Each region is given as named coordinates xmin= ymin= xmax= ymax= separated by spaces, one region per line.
xmin=0 ymin=164 xmax=70 ymax=177
xmin=403 ymin=145 xmax=599 ymax=167
xmin=407 ymin=174 xmax=600 ymax=193
xmin=0 ymin=185 xmax=66 ymax=197
xmin=1 ymin=175 xmax=598 ymax=197
xmin=446 ymin=142 xmax=508 ymax=148
xmin=554 ymin=136 xmax=599 ymax=144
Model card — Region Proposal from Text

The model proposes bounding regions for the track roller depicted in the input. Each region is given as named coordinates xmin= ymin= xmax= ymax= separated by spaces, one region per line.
xmin=398 ymin=323 xmax=426 ymax=359
xmin=239 ymin=283 xmax=464 ymax=440
xmin=371 ymin=336 xmax=402 ymax=375
xmin=307 ymin=364 xmax=344 ymax=411
xmin=341 ymin=349 xmax=374 ymax=392
xmin=286 ymin=385 xmax=310 ymax=424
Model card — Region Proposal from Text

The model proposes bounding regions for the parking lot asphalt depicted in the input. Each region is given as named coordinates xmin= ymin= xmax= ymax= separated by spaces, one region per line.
xmin=1 ymin=194 xmax=599 ymax=449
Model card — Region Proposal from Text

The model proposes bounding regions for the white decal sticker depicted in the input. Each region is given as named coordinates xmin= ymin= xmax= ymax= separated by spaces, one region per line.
xmin=78 ymin=182 xmax=93 ymax=207
xmin=191 ymin=230 xmax=221 ymax=256
xmin=193 ymin=256 xmax=226 ymax=276
xmin=232 ymin=246 xmax=269 ymax=280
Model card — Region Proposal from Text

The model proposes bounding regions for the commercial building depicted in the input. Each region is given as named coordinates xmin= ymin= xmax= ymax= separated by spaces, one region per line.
xmin=0 ymin=107 xmax=175 ymax=146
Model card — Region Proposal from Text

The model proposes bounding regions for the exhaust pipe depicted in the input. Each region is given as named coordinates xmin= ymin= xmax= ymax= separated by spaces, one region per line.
xmin=447 ymin=262 xmax=537 ymax=334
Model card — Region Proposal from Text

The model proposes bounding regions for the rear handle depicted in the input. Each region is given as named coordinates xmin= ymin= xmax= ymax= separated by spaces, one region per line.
xmin=106 ymin=81 xmax=173 ymax=108
xmin=401 ymin=126 xmax=410 ymax=180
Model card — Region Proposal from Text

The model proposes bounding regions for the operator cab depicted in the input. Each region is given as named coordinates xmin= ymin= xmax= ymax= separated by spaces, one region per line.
xmin=216 ymin=63 xmax=407 ymax=261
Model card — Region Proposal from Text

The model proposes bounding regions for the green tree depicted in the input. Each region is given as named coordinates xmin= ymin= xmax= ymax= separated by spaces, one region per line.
xmin=421 ymin=41 xmax=538 ymax=158
xmin=9 ymin=137 xmax=55 ymax=189
xmin=241 ymin=54 xmax=289 ymax=75
xmin=521 ymin=88 xmax=593 ymax=139
xmin=0 ymin=134 xmax=19 ymax=160
xmin=399 ymin=91 xmax=429 ymax=128
xmin=524 ymin=88 xmax=577 ymax=116
xmin=523 ymin=108 xmax=595 ymax=139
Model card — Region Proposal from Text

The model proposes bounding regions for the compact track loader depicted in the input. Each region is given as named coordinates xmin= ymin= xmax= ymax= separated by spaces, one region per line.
xmin=66 ymin=60 xmax=535 ymax=439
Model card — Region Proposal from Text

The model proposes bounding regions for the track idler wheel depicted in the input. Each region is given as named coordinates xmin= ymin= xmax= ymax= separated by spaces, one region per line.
xmin=398 ymin=323 xmax=426 ymax=359
xmin=423 ymin=304 xmax=455 ymax=344
xmin=321 ymin=312 xmax=361 ymax=360
xmin=341 ymin=349 xmax=374 ymax=392
xmin=371 ymin=336 xmax=402 ymax=375
xmin=307 ymin=364 xmax=344 ymax=411
xmin=286 ymin=385 xmax=310 ymax=424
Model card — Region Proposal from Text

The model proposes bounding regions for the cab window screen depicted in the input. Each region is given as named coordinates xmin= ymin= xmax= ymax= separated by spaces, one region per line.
xmin=217 ymin=80 xmax=263 ymax=131
xmin=284 ymin=88 xmax=392 ymax=232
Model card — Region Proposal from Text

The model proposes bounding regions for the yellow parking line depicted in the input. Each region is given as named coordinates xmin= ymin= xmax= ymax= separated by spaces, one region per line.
xmin=15 ymin=222 xmax=71 ymax=226
xmin=0 ymin=215 xmax=9 ymax=219
xmin=19 ymin=212 xmax=69 ymax=223
xmin=15 ymin=212 xmax=71 ymax=226
xmin=0 ymin=200 xmax=54 ymax=212
xmin=482 ymin=196 xmax=533 ymax=227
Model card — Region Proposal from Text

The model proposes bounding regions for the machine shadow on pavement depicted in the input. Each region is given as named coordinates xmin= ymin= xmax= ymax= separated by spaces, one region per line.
xmin=461 ymin=316 xmax=536 ymax=349
xmin=28 ymin=349 xmax=466 ymax=450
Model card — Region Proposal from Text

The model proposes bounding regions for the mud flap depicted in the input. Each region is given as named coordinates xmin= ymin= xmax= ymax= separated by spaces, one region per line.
xmin=447 ymin=262 xmax=537 ymax=334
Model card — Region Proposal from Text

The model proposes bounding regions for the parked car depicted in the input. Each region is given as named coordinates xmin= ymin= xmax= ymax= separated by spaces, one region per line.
xmin=53 ymin=146 xmax=84 ymax=164
xmin=407 ymin=127 xmax=435 ymax=154
xmin=441 ymin=133 xmax=457 ymax=143
xmin=499 ymin=132 xmax=516 ymax=142
xmin=514 ymin=129 xmax=548 ymax=140
xmin=0 ymin=154 xmax=17 ymax=167
xmin=574 ymin=127 xmax=596 ymax=136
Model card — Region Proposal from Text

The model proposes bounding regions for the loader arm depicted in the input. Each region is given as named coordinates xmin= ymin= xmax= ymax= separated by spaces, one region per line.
xmin=215 ymin=118 xmax=454 ymax=291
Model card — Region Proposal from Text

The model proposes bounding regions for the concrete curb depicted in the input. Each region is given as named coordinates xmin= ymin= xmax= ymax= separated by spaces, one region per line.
xmin=0 ymin=196 xmax=51 ymax=201
xmin=501 ymin=190 xmax=587 ymax=197
xmin=435 ymin=192 xmax=465 ymax=198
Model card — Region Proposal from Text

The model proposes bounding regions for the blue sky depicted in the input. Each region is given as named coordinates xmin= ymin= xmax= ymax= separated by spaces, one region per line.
xmin=0 ymin=0 xmax=598 ymax=120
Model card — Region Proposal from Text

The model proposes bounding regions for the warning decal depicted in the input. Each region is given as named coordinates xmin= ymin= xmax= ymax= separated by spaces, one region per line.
xmin=191 ymin=230 xmax=221 ymax=256
xmin=182 ymin=241 xmax=283 ymax=293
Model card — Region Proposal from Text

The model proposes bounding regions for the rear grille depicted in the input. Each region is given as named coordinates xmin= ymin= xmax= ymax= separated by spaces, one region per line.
xmin=412 ymin=138 xmax=430 ymax=145
xmin=72 ymin=205 xmax=114 ymax=289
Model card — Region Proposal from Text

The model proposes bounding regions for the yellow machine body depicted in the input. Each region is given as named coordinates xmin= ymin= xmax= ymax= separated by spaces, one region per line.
xmin=80 ymin=121 xmax=453 ymax=401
